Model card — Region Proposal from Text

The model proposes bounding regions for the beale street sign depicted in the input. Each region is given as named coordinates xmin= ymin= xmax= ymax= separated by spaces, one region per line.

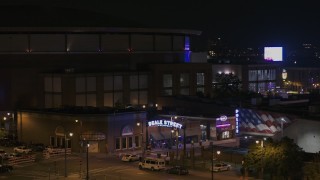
xmin=148 ymin=120 xmax=182 ymax=129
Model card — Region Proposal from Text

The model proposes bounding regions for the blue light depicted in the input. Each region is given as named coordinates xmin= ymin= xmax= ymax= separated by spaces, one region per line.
xmin=184 ymin=36 xmax=190 ymax=51
xmin=184 ymin=51 xmax=191 ymax=63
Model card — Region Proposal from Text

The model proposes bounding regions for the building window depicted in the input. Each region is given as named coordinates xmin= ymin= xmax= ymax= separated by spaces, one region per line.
xmin=139 ymin=91 xmax=148 ymax=105
xmin=122 ymin=137 xmax=127 ymax=149
xmin=200 ymin=124 xmax=207 ymax=141
xmin=196 ymin=73 xmax=205 ymax=85
xmin=139 ymin=75 xmax=148 ymax=89
xmin=115 ymin=137 xmax=121 ymax=150
xmin=75 ymin=76 xmax=97 ymax=107
xmin=130 ymin=91 xmax=139 ymax=105
xmin=130 ymin=75 xmax=139 ymax=90
xmin=50 ymin=136 xmax=55 ymax=147
xmin=44 ymin=76 xmax=62 ymax=108
xmin=196 ymin=87 xmax=204 ymax=94
xmin=180 ymin=73 xmax=189 ymax=87
xmin=163 ymin=74 xmax=173 ymax=96
xmin=180 ymin=73 xmax=190 ymax=95
xmin=103 ymin=75 xmax=123 ymax=107
xmin=135 ymin=136 xmax=140 ymax=147
xmin=114 ymin=76 xmax=123 ymax=90
xmin=130 ymin=91 xmax=148 ymax=105
xmin=114 ymin=92 xmax=123 ymax=106
xmin=129 ymin=74 xmax=149 ymax=105
xmin=180 ymin=88 xmax=189 ymax=95
xmin=163 ymin=89 xmax=173 ymax=96
xmin=57 ymin=137 xmax=62 ymax=147
xmin=104 ymin=76 xmax=113 ymax=90
xmin=128 ymin=137 xmax=133 ymax=148
xmin=163 ymin=74 xmax=172 ymax=88
xmin=221 ymin=131 xmax=230 ymax=139
xmin=249 ymin=83 xmax=257 ymax=92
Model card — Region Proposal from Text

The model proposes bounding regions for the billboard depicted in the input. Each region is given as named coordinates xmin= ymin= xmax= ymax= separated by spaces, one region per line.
xmin=264 ymin=47 xmax=283 ymax=61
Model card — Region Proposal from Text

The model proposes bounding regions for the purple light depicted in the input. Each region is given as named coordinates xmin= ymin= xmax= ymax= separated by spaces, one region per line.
xmin=216 ymin=123 xmax=231 ymax=128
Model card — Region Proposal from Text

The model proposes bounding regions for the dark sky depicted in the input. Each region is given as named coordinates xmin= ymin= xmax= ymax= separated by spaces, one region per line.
xmin=2 ymin=1 xmax=320 ymax=48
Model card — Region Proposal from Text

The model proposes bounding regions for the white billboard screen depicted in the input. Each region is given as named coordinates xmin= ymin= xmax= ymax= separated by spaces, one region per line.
xmin=264 ymin=47 xmax=283 ymax=61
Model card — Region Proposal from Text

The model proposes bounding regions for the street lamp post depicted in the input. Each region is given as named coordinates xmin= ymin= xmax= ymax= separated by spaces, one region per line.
xmin=191 ymin=140 xmax=195 ymax=168
xmin=75 ymin=119 xmax=83 ymax=177
xmin=281 ymin=118 xmax=286 ymax=138
xmin=86 ymin=141 xmax=90 ymax=180
xmin=175 ymin=128 xmax=179 ymax=160
xmin=137 ymin=121 xmax=144 ymax=158
xmin=170 ymin=116 xmax=177 ymax=160
xmin=210 ymin=142 xmax=214 ymax=180
xmin=7 ymin=112 xmax=15 ymax=140
xmin=65 ymin=132 xmax=73 ymax=177
xmin=256 ymin=140 xmax=264 ymax=179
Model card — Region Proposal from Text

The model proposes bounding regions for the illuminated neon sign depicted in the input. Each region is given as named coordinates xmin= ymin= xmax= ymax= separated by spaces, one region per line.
xmin=235 ymin=109 xmax=239 ymax=134
xmin=216 ymin=115 xmax=228 ymax=121
xmin=148 ymin=120 xmax=182 ymax=129
xmin=216 ymin=124 xmax=231 ymax=128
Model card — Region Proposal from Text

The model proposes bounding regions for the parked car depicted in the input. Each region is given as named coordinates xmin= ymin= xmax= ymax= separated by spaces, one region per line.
xmin=30 ymin=143 xmax=45 ymax=152
xmin=138 ymin=157 xmax=166 ymax=171
xmin=0 ymin=149 xmax=8 ymax=159
xmin=13 ymin=146 xmax=32 ymax=154
xmin=212 ymin=163 xmax=231 ymax=172
xmin=166 ymin=166 xmax=189 ymax=175
xmin=121 ymin=154 xmax=139 ymax=162
xmin=8 ymin=153 xmax=22 ymax=158
xmin=0 ymin=164 xmax=13 ymax=173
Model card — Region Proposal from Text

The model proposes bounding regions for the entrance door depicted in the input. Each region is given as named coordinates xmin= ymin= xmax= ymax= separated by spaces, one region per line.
xmin=88 ymin=141 xmax=99 ymax=153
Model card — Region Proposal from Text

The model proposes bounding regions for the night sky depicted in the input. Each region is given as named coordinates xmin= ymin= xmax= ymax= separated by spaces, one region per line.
xmin=2 ymin=1 xmax=320 ymax=49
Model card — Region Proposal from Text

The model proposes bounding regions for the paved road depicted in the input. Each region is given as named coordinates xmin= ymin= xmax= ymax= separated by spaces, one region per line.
xmin=0 ymin=147 xmax=242 ymax=180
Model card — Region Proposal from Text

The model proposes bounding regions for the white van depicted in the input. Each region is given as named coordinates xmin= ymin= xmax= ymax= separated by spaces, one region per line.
xmin=138 ymin=157 xmax=166 ymax=171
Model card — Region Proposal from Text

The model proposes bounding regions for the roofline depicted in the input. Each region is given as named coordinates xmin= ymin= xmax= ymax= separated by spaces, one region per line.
xmin=0 ymin=27 xmax=202 ymax=35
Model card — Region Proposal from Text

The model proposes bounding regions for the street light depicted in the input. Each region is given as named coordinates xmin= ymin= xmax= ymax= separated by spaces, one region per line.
xmin=65 ymin=132 xmax=73 ymax=177
xmin=217 ymin=150 xmax=221 ymax=162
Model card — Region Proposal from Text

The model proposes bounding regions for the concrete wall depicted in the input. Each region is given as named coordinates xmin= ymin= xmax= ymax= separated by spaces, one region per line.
xmin=282 ymin=119 xmax=320 ymax=153
xmin=16 ymin=110 xmax=146 ymax=154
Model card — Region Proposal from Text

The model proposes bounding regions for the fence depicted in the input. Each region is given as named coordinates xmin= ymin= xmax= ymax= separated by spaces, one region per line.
xmin=7 ymin=154 xmax=36 ymax=166
xmin=43 ymin=148 xmax=71 ymax=159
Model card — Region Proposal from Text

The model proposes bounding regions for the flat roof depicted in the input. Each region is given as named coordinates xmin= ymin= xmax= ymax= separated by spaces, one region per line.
xmin=0 ymin=27 xmax=202 ymax=36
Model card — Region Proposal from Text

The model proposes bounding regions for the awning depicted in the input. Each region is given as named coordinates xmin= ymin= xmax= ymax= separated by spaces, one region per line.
xmin=82 ymin=131 xmax=106 ymax=141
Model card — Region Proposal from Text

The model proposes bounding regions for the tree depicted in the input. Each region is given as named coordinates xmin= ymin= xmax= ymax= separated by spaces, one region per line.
xmin=212 ymin=73 xmax=241 ymax=98
xmin=244 ymin=137 xmax=304 ymax=179
xmin=304 ymin=152 xmax=320 ymax=179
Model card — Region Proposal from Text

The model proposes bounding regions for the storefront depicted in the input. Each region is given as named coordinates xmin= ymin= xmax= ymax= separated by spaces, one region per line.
xmin=147 ymin=115 xmax=238 ymax=148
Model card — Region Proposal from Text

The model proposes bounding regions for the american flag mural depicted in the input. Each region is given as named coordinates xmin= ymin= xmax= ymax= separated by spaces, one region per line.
xmin=237 ymin=108 xmax=293 ymax=135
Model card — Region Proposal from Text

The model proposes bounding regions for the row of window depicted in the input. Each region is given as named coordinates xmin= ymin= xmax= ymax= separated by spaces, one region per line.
xmin=115 ymin=136 xmax=141 ymax=150
xmin=49 ymin=136 xmax=72 ymax=148
xmin=248 ymin=82 xmax=276 ymax=93
xmin=248 ymin=69 xmax=276 ymax=81
xmin=45 ymin=75 xmax=148 ymax=93
xmin=44 ymin=71 xmax=207 ymax=107
xmin=0 ymin=34 xmax=189 ymax=52
xmin=162 ymin=72 xmax=205 ymax=96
